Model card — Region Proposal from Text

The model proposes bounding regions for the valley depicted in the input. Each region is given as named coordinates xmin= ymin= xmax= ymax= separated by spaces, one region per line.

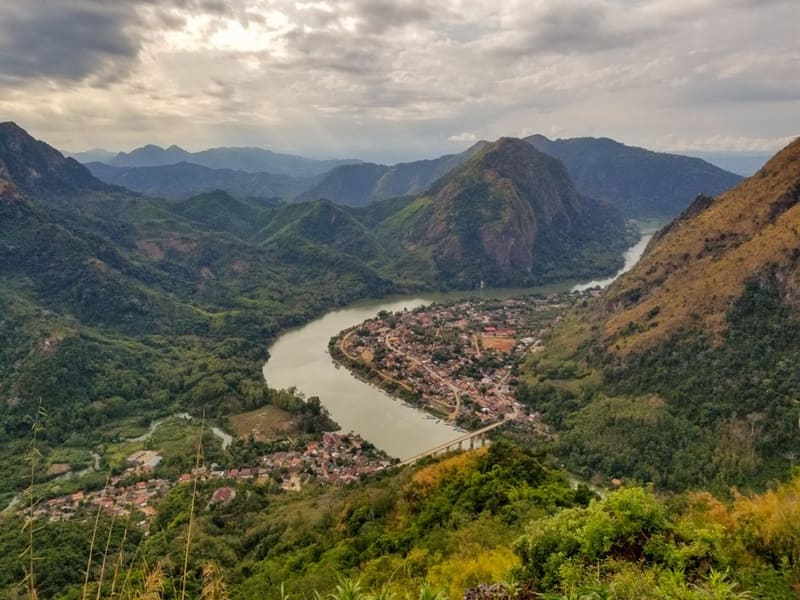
xmin=3 ymin=2 xmax=799 ymax=597
xmin=330 ymin=293 xmax=575 ymax=429
xmin=1 ymin=120 xmax=798 ymax=599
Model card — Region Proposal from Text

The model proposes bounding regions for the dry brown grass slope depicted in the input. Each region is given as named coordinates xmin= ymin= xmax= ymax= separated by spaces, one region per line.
xmin=602 ymin=137 xmax=800 ymax=354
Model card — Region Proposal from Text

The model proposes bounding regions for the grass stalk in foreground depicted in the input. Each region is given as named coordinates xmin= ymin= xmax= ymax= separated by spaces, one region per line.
xmin=180 ymin=413 xmax=205 ymax=599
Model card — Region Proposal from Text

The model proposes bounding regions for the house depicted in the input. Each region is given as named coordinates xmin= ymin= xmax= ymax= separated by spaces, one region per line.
xmin=209 ymin=486 xmax=236 ymax=508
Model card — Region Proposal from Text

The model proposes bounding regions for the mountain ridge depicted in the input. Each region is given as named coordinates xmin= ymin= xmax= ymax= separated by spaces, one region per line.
xmin=389 ymin=137 xmax=633 ymax=287
xmin=106 ymin=143 xmax=362 ymax=177
xmin=602 ymin=136 xmax=800 ymax=353
xmin=0 ymin=121 xmax=118 ymax=201
xmin=85 ymin=160 xmax=310 ymax=201
xmin=526 ymin=133 xmax=743 ymax=218
xmin=297 ymin=141 xmax=490 ymax=206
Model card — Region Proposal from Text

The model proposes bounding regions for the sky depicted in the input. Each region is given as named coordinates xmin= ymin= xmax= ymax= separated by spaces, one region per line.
xmin=0 ymin=0 xmax=797 ymax=164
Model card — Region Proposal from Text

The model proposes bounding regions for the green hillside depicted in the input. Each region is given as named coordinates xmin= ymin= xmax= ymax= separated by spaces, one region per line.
xmin=0 ymin=128 xmax=411 ymax=503
xmin=518 ymin=137 xmax=800 ymax=491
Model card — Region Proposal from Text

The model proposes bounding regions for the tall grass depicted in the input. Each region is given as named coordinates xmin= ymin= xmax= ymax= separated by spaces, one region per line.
xmin=180 ymin=412 xmax=205 ymax=600
xmin=20 ymin=401 xmax=46 ymax=600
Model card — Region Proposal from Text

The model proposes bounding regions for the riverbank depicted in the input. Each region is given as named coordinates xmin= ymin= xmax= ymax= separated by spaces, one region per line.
xmin=263 ymin=228 xmax=657 ymax=461
xmin=328 ymin=293 xmax=580 ymax=431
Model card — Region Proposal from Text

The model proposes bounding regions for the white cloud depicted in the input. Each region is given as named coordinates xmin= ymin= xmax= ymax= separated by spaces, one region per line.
xmin=448 ymin=132 xmax=477 ymax=142
xmin=658 ymin=134 xmax=800 ymax=153
xmin=0 ymin=0 xmax=797 ymax=163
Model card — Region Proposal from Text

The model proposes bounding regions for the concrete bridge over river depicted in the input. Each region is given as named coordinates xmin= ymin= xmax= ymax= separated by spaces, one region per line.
xmin=399 ymin=416 xmax=510 ymax=466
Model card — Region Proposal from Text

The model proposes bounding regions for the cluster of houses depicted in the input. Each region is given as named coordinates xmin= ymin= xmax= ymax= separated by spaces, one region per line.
xmin=26 ymin=432 xmax=392 ymax=523
xmin=30 ymin=477 xmax=170 ymax=523
xmin=260 ymin=432 xmax=394 ymax=487
xmin=175 ymin=432 xmax=392 ymax=490
xmin=341 ymin=294 xmax=575 ymax=425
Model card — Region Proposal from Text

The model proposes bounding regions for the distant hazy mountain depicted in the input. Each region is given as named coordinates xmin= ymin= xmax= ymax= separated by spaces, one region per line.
xmin=380 ymin=137 xmax=632 ymax=287
xmin=526 ymin=134 xmax=743 ymax=218
xmin=683 ymin=151 xmax=772 ymax=176
xmin=297 ymin=142 xmax=490 ymax=205
xmin=67 ymin=148 xmax=117 ymax=164
xmin=86 ymin=161 xmax=310 ymax=200
xmin=106 ymin=144 xmax=362 ymax=178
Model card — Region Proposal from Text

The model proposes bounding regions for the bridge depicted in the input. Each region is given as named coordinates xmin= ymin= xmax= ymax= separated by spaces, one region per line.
xmin=399 ymin=417 xmax=510 ymax=466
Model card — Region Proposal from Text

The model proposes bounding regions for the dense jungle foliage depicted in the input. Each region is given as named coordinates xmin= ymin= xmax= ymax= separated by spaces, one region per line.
xmin=519 ymin=270 xmax=800 ymax=493
xmin=2 ymin=441 xmax=799 ymax=599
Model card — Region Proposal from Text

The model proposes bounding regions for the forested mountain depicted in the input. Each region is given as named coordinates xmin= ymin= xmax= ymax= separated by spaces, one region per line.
xmin=81 ymin=134 xmax=742 ymax=217
xmin=383 ymin=137 xmax=633 ymax=287
xmin=296 ymin=141 xmax=489 ymax=206
xmin=520 ymin=137 xmax=800 ymax=490
xmin=526 ymin=134 xmax=743 ymax=218
xmin=3 ymin=122 xmax=800 ymax=600
xmin=85 ymin=161 xmax=311 ymax=201
xmin=0 ymin=122 xmax=117 ymax=201
xmin=0 ymin=125 xmax=408 ymax=500
xmin=106 ymin=143 xmax=361 ymax=177
xmin=0 ymin=124 xmax=633 ymax=499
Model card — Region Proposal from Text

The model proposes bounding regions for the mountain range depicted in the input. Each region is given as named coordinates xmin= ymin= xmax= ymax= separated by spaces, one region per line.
xmin=3 ymin=120 xmax=800 ymax=599
xmin=85 ymin=161 xmax=311 ymax=201
xmin=0 ymin=123 xmax=630 ymax=480
xmin=6 ymin=120 xmax=795 ymax=497
xmin=525 ymin=134 xmax=743 ymax=218
xmin=101 ymin=143 xmax=362 ymax=177
xmin=77 ymin=136 xmax=743 ymax=219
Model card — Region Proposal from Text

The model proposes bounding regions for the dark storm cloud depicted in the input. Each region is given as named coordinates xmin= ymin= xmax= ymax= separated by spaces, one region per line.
xmin=0 ymin=0 xmax=237 ymax=84
xmin=0 ymin=2 xmax=145 ymax=82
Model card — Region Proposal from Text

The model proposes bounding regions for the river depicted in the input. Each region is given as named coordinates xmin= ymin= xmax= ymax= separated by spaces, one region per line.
xmin=571 ymin=227 xmax=657 ymax=291
xmin=263 ymin=228 xmax=657 ymax=460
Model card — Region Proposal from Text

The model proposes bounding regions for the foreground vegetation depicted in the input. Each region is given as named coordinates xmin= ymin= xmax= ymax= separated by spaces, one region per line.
xmin=2 ymin=441 xmax=799 ymax=598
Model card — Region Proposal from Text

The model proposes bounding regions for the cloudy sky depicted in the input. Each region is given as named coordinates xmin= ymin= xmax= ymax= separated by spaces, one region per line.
xmin=0 ymin=0 xmax=797 ymax=163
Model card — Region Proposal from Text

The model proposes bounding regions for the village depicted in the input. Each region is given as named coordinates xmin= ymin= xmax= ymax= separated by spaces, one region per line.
xmin=24 ymin=432 xmax=392 ymax=524
xmin=335 ymin=292 xmax=588 ymax=429
xmin=24 ymin=291 xmax=592 ymax=525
